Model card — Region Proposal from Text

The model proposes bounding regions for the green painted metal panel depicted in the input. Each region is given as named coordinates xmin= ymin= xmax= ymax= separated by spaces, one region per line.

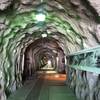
xmin=68 ymin=46 xmax=100 ymax=56
xmin=70 ymin=65 xmax=100 ymax=74
xmin=67 ymin=45 xmax=100 ymax=73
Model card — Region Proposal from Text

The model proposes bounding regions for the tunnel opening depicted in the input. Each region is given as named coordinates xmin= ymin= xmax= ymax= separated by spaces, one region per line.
xmin=22 ymin=37 xmax=66 ymax=83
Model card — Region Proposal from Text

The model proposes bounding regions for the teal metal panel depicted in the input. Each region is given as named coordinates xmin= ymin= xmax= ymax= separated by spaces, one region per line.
xmin=67 ymin=46 xmax=100 ymax=73
xmin=69 ymin=65 xmax=100 ymax=74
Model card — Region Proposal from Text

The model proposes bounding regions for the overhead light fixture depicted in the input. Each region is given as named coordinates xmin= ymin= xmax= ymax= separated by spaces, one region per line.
xmin=42 ymin=33 xmax=47 ymax=38
xmin=36 ymin=13 xmax=46 ymax=22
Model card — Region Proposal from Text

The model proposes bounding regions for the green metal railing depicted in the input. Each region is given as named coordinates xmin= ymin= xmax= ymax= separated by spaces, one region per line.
xmin=67 ymin=46 xmax=100 ymax=74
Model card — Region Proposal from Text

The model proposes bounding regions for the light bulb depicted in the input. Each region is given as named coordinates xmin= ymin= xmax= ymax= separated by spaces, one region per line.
xmin=36 ymin=13 xmax=46 ymax=21
xmin=42 ymin=33 xmax=47 ymax=37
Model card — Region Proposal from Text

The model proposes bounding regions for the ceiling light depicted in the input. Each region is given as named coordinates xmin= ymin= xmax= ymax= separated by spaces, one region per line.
xmin=42 ymin=33 xmax=47 ymax=37
xmin=36 ymin=13 xmax=46 ymax=22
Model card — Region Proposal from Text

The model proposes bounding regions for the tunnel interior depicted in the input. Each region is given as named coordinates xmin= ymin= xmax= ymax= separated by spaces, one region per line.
xmin=22 ymin=37 xmax=66 ymax=82
xmin=0 ymin=0 xmax=100 ymax=100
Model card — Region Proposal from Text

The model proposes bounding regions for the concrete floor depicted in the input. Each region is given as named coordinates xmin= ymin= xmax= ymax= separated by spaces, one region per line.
xmin=8 ymin=72 xmax=77 ymax=100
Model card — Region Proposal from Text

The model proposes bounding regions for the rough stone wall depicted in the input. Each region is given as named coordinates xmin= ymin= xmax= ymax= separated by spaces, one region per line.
xmin=0 ymin=0 xmax=12 ymax=10
xmin=87 ymin=0 xmax=100 ymax=16
xmin=68 ymin=68 xmax=100 ymax=100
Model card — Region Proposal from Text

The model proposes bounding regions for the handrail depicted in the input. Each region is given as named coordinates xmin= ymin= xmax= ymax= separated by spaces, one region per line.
xmin=67 ymin=45 xmax=100 ymax=74
xmin=69 ymin=65 xmax=100 ymax=74
xmin=68 ymin=45 xmax=100 ymax=56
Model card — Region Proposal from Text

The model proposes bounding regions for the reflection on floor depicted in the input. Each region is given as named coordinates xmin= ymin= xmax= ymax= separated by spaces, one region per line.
xmin=8 ymin=71 xmax=77 ymax=100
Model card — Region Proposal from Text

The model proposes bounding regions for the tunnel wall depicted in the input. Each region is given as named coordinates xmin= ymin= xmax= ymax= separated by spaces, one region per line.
xmin=66 ymin=46 xmax=100 ymax=100
xmin=67 ymin=68 xmax=100 ymax=100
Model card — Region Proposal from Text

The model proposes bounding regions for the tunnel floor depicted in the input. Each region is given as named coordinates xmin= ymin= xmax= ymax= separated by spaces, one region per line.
xmin=8 ymin=71 xmax=77 ymax=100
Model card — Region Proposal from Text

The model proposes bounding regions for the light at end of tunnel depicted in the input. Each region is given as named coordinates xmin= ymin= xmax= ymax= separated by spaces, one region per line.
xmin=48 ymin=60 xmax=51 ymax=65
xmin=42 ymin=33 xmax=47 ymax=38
xmin=35 ymin=13 xmax=46 ymax=22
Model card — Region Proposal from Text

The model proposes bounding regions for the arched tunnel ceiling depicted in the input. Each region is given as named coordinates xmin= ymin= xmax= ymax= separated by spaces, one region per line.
xmin=24 ymin=37 xmax=65 ymax=74
xmin=0 ymin=0 xmax=100 ymax=55
xmin=0 ymin=0 xmax=100 ymax=96
xmin=25 ymin=37 xmax=62 ymax=65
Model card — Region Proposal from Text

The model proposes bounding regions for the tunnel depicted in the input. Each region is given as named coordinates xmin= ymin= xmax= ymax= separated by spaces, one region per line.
xmin=0 ymin=0 xmax=100 ymax=100
xmin=22 ymin=37 xmax=65 ymax=81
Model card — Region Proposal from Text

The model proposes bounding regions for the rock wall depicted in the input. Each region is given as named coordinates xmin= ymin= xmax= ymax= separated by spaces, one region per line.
xmin=67 ymin=68 xmax=100 ymax=100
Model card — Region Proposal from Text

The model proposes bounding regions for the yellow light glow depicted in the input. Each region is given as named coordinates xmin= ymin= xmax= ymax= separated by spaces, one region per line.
xmin=48 ymin=60 xmax=51 ymax=65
